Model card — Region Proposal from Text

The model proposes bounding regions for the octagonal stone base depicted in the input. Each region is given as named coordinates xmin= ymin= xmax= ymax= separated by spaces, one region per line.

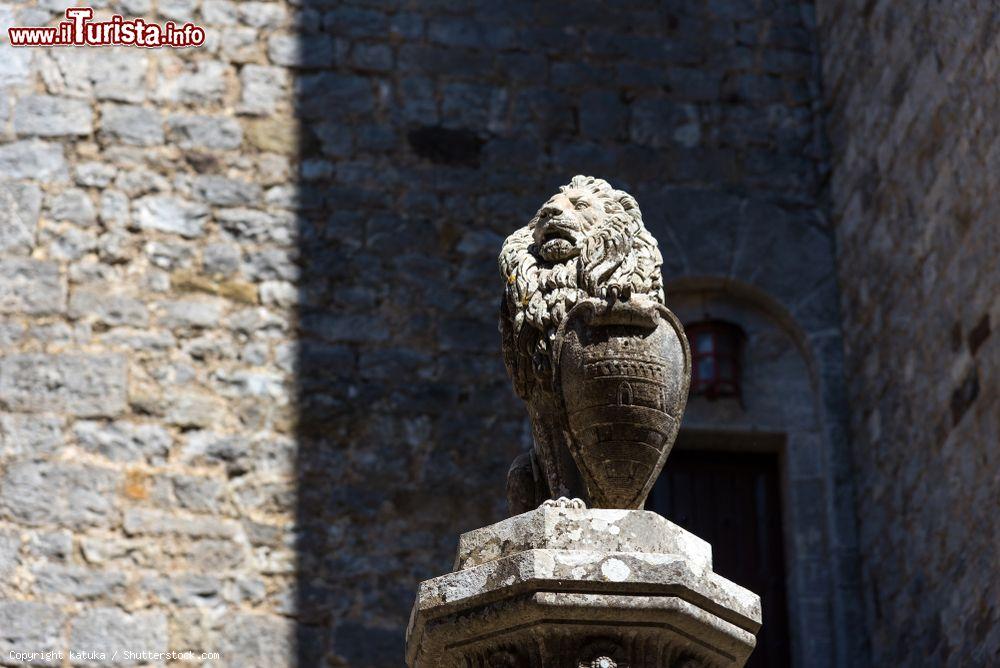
xmin=406 ymin=507 xmax=762 ymax=668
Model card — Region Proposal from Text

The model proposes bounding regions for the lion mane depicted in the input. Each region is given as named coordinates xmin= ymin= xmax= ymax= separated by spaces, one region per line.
xmin=498 ymin=175 xmax=664 ymax=398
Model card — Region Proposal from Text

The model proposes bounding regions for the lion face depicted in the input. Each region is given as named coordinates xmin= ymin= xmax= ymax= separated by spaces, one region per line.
xmin=500 ymin=176 xmax=666 ymax=396
xmin=531 ymin=186 xmax=605 ymax=263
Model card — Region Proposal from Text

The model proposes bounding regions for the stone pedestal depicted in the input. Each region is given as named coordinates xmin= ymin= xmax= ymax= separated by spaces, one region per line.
xmin=406 ymin=506 xmax=761 ymax=668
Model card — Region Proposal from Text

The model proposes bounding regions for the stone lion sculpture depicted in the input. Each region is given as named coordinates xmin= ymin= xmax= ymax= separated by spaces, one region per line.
xmin=499 ymin=175 xmax=690 ymax=513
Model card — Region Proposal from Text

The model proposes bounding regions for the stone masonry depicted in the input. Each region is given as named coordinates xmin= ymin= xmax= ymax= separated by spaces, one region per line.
xmin=0 ymin=0 xmax=871 ymax=666
xmin=817 ymin=1 xmax=999 ymax=665
xmin=1 ymin=1 xmax=300 ymax=665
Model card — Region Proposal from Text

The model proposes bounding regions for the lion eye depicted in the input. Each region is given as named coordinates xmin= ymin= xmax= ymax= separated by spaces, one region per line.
xmin=574 ymin=201 xmax=588 ymax=210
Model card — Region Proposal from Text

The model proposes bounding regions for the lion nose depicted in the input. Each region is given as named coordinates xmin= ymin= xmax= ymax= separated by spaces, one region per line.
xmin=540 ymin=203 xmax=564 ymax=218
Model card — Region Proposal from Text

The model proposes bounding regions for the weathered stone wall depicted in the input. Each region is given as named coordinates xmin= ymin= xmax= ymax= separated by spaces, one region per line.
xmin=816 ymin=1 xmax=999 ymax=665
xmin=0 ymin=0 xmax=866 ymax=666
xmin=0 ymin=1 xmax=301 ymax=663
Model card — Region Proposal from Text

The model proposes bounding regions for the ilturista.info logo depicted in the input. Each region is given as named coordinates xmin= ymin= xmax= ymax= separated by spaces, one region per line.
xmin=8 ymin=7 xmax=206 ymax=48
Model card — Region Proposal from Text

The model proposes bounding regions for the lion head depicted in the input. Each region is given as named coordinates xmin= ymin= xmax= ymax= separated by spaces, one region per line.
xmin=499 ymin=176 xmax=665 ymax=397
xmin=531 ymin=179 xmax=606 ymax=262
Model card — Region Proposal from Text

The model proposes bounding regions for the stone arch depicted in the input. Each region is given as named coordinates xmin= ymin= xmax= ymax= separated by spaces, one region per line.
xmin=666 ymin=276 xmax=833 ymax=410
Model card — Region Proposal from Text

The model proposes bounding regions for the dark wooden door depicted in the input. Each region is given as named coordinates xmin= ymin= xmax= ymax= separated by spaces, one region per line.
xmin=647 ymin=449 xmax=791 ymax=668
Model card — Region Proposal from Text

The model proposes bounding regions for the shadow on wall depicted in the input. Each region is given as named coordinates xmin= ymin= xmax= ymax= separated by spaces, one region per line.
xmin=289 ymin=2 xmax=830 ymax=665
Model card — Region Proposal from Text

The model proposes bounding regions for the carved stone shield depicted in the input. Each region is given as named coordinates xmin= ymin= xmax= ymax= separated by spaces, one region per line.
xmin=553 ymin=298 xmax=690 ymax=508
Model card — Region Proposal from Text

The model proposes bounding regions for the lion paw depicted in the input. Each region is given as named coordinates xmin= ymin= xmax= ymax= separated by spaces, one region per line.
xmin=542 ymin=496 xmax=587 ymax=510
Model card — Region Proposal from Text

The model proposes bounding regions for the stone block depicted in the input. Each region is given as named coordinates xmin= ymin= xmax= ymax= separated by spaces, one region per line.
xmin=123 ymin=507 xmax=237 ymax=538
xmin=45 ymin=225 xmax=97 ymax=261
xmin=192 ymin=175 xmax=261 ymax=206
xmin=0 ymin=529 xmax=19 ymax=580
xmin=395 ymin=76 xmax=437 ymax=124
xmin=350 ymin=43 xmax=393 ymax=72
xmin=243 ymin=248 xmax=298 ymax=281
xmin=707 ymin=0 xmax=760 ymax=21
xmin=0 ymin=322 xmax=26 ymax=347
xmin=74 ymin=420 xmax=171 ymax=464
xmin=25 ymin=531 xmax=72 ymax=562
xmin=180 ymin=430 xmax=242 ymax=467
xmin=239 ymin=2 xmax=287 ymax=28
xmin=441 ymin=82 xmax=494 ymax=128
xmin=75 ymin=162 xmax=117 ymax=188
xmin=166 ymin=114 xmax=243 ymax=150
xmin=141 ymin=573 xmax=223 ymax=607
xmin=98 ymin=329 xmax=175 ymax=353
xmin=99 ymin=104 xmax=164 ymax=146
xmin=428 ymin=16 xmax=517 ymax=50
xmin=172 ymin=475 xmax=224 ymax=513
xmin=70 ymin=608 xmax=168 ymax=663
xmin=145 ymin=240 xmax=194 ymax=270
xmin=202 ymin=0 xmax=238 ymax=25
xmin=159 ymin=296 xmax=226 ymax=329
xmin=238 ymin=65 xmax=288 ymax=116
xmin=0 ymin=601 xmax=64 ymax=663
xmin=219 ymin=613 xmax=295 ymax=667
xmin=667 ymin=67 xmax=721 ymax=103
xmin=245 ymin=117 xmax=298 ymax=153
xmin=296 ymin=72 xmax=373 ymax=119
xmin=13 ymin=95 xmax=93 ymax=137
xmin=158 ymin=61 xmax=228 ymax=105
xmin=0 ymin=140 xmax=68 ymax=181
xmin=91 ymin=49 xmax=149 ymax=103
xmin=407 ymin=507 xmax=761 ymax=667
xmin=257 ymin=153 xmax=292 ymax=186
xmin=0 ymin=258 xmax=65 ymax=315
xmin=579 ymin=90 xmax=627 ymax=140
xmin=158 ymin=0 xmax=197 ymax=21
xmin=220 ymin=26 xmax=261 ymax=63
xmin=114 ymin=167 xmax=169 ymax=198
xmin=300 ymin=313 xmax=388 ymax=344
xmin=0 ymin=413 xmax=64 ymax=456
xmin=457 ymin=508 xmax=712 ymax=570
xmin=133 ymin=194 xmax=209 ymax=239
xmin=47 ymin=188 xmax=97 ymax=226
xmin=0 ymin=180 xmax=42 ymax=254
xmin=202 ymin=242 xmax=242 ymax=276
xmin=267 ymin=33 xmax=339 ymax=68
xmin=322 ymin=6 xmax=387 ymax=38
xmin=312 ymin=122 xmax=351 ymax=158
xmin=0 ymin=46 xmax=32 ymax=86
xmin=165 ymin=390 xmax=226 ymax=429
xmin=631 ymin=98 xmax=699 ymax=148
xmin=214 ymin=369 xmax=285 ymax=399
xmin=69 ymin=286 xmax=149 ymax=328
xmin=0 ymin=354 xmax=126 ymax=416
xmin=301 ymin=159 xmax=331 ymax=181
xmin=0 ymin=461 xmax=121 ymax=528
xmin=33 ymin=564 xmax=127 ymax=600
xmin=355 ymin=123 xmax=395 ymax=153
xmin=336 ymin=622 xmax=400 ymax=667
xmin=389 ymin=11 xmax=423 ymax=40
